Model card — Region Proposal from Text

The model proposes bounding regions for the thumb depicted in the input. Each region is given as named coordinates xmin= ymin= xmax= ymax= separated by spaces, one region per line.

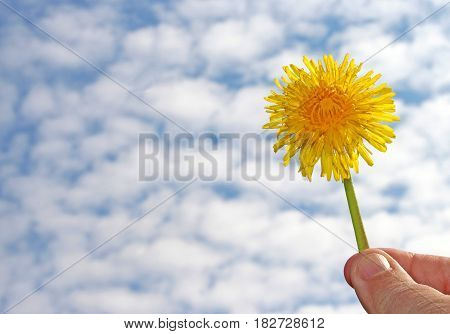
xmin=344 ymin=249 xmax=450 ymax=314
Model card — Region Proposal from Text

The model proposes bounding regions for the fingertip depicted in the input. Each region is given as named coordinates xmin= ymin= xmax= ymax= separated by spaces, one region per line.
xmin=344 ymin=253 xmax=361 ymax=287
xmin=344 ymin=249 xmax=391 ymax=287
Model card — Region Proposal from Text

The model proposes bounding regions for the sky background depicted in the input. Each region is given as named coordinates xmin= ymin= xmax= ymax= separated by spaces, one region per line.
xmin=1 ymin=0 xmax=450 ymax=313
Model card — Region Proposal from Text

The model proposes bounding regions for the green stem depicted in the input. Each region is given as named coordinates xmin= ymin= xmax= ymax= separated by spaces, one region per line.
xmin=343 ymin=176 xmax=369 ymax=252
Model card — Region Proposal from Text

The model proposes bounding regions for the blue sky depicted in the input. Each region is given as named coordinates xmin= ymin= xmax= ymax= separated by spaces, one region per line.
xmin=1 ymin=0 xmax=450 ymax=313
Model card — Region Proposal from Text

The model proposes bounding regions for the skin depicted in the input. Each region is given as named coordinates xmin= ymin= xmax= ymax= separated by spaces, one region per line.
xmin=344 ymin=248 xmax=450 ymax=313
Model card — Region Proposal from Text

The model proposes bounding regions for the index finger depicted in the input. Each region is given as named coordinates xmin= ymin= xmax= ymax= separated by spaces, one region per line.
xmin=381 ymin=248 xmax=450 ymax=295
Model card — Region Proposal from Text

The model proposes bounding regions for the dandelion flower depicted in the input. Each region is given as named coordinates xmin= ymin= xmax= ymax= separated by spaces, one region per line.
xmin=264 ymin=54 xmax=398 ymax=182
xmin=263 ymin=54 xmax=399 ymax=251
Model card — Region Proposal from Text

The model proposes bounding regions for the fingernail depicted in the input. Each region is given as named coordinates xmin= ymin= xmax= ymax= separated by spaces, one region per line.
xmin=356 ymin=253 xmax=391 ymax=280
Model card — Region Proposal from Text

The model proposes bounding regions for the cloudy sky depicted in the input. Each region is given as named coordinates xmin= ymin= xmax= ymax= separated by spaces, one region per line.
xmin=1 ymin=0 xmax=450 ymax=313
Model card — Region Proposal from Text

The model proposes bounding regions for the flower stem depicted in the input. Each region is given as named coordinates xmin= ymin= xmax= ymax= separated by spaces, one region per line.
xmin=343 ymin=176 xmax=369 ymax=252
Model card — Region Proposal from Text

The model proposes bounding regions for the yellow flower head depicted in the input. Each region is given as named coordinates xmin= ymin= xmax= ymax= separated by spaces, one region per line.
xmin=264 ymin=54 xmax=398 ymax=181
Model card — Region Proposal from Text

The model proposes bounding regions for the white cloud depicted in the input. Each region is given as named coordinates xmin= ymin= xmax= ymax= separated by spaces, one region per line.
xmin=0 ymin=5 xmax=119 ymax=71
xmin=21 ymin=84 xmax=56 ymax=118
xmin=144 ymin=78 xmax=230 ymax=130
xmin=334 ymin=21 xmax=450 ymax=93
xmin=200 ymin=15 xmax=283 ymax=73
xmin=69 ymin=289 xmax=173 ymax=313
xmin=113 ymin=23 xmax=195 ymax=88
xmin=123 ymin=24 xmax=192 ymax=63
xmin=0 ymin=80 xmax=17 ymax=129
xmin=39 ymin=5 xmax=119 ymax=64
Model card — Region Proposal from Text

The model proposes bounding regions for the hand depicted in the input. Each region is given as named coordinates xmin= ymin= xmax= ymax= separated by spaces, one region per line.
xmin=344 ymin=248 xmax=450 ymax=313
